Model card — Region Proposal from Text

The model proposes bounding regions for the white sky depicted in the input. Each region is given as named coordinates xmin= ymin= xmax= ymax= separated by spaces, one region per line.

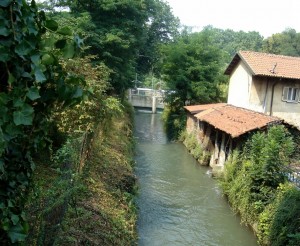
xmin=165 ymin=0 xmax=300 ymax=38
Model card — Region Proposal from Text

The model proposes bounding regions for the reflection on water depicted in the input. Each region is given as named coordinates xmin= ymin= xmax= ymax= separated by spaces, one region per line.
xmin=134 ymin=110 xmax=258 ymax=246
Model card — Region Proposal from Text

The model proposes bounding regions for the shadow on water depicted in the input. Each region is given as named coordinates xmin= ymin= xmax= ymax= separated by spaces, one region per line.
xmin=134 ymin=110 xmax=258 ymax=246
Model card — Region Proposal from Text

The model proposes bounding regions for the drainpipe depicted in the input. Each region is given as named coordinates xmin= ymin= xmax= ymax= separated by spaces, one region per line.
xmin=263 ymin=80 xmax=269 ymax=113
xmin=269 ymin=81 xmax=278 ymax=116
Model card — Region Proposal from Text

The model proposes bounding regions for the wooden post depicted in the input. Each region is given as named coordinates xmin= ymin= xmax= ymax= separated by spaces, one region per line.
xmin=218 ymin=132 xmax=226 ymax=167
xmin=210 ymin=130 xmax=218 ymax=166
xmin=202 ymin=125 xmax=211 ymax=148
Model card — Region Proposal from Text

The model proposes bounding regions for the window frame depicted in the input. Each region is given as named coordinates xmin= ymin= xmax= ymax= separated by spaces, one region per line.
xmin=282 ymin=86 xmax=300 ymax=103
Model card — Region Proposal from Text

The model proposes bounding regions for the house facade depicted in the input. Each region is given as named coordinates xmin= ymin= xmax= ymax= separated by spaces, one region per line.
xmin=225 ymin=51 xmax=300 ymax=129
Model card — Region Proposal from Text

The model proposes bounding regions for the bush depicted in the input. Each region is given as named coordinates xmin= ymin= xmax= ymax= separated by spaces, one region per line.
xmin=258 ymin=183 xmax=300 ymax=246
xmin=269 ymin=184 xmax=300 ymax=246
xmin=243 ymin=125 xmax=294 ymax=204
xmin=161 ymin=104 xmax=186 ymax=140
xmin=220 ymin=125 xmax=298 ymax=245
xmin=180 ymin=130 xmax=209 ymax=164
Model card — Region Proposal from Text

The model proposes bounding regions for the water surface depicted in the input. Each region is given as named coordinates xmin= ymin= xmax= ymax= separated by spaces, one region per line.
xmin=134 ymin=110 xmax=258 ymax=246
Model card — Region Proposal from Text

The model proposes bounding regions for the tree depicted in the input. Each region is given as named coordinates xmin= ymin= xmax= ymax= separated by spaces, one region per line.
xmin=202 ymin=26 xmax=264 ymax=59
xmin=136 ymin=0 xmax=180 ymax=76
xmin=45 ymin=0 xmax=179 ymax=94
xmin=160 ymin=30 xmax=226 ymax=139
xmin=263 ymin=28 xmax=300 ymax=56
xmin=55 ymin=0 xmax=149 ymax=95
xmin=162 ymin=31 xmax=225 ymax=104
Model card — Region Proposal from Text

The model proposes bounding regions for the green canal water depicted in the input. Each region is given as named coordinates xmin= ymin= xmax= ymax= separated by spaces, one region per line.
xmin=134 ymin=110 xmax=258 ymax=246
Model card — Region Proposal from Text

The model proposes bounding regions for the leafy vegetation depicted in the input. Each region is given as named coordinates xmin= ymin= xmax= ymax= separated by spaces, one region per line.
xmin=201 ymin=26 xmax=264 ymax=58
xmin=42 ymin=0 xmax=180 ymax=95
xmin=262 ymin=28 xmax=300 ymax=56
xmin=2 ymin=0 xmax=300 ymax=244
xmin=25 ymin=103 xmax=137 ymax=245
xmin=0 ymin=1 xmax=85 ymax=243
xmin=0 ymin=0 xmax=178 ymax=243
xmin=160 ymin=30 xmax=227 ymax=139
xmin=179 ymin=130 xmax=210 ymax=165
xmin=220 ymin=125 xmax=300 ymax=246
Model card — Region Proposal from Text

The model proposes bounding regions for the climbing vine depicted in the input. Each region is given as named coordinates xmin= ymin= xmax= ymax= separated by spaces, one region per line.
xmin=0 ymin=0 xmax=84 ymax=243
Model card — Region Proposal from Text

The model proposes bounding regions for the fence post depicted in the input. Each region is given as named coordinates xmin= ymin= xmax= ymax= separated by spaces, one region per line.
xmin=152 ymin=95 xmax=157 ymax=113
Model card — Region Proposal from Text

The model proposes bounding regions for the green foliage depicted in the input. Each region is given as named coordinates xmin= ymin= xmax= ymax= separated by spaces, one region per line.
xmin=202 ymin=26 xmax=264 ymax=58
xmin=287 ymin=126 xmax=300 ymax=167
xmin=220 ymin=126 xmax=298 ymax=245
xmin=46 ymin=0 xmax=179 ymax=95
xmin=52 ymin=55 xmax=111 ymax=135
xmin=0 ymin=1 xmax=84 ymax=243
xmin=64 ymin=0 xmax=150 ymax=94
xmin=161 ymin=31 xmax=225 ymax=105
xmin=25 ymin=101 xmax=137 ymax=245
xmin=160 ymin=30 xmax=226 ymax=139
xmin=136 ymin=0 xmax=180 ymax=75
xmin=179 ymin=130 xmax=210 ymax=165
xmin=258 ymin=183 xmax=300 ymax=246
xmin=24 ymin=140 xmax=84 ymax=245
xmin=220 ymin=150 xmax=242 ymax=187
xmin=263 ymin=28 xmax=300 ymax=56
xmin=184 ymin=132 xmax=199 ymax=153
xmin=161 ymin=104 xmax=186 ymax=140
xmin=243 ymin=126 xmax=294 ymax=203
xmin=269 ymin=184 xmax=300 ymax=246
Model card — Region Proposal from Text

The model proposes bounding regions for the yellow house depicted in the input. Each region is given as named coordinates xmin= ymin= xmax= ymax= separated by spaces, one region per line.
xmin=225 ymin=51 xmax=300 ymax=130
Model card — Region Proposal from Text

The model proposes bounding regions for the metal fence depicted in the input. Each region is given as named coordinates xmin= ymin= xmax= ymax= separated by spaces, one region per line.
xmin=284 ymin=166 xmax=300 ymax=188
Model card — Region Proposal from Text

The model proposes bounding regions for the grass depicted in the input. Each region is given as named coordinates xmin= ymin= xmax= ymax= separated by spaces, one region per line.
xmin=24 ymin=106 xmax=137 ymax=245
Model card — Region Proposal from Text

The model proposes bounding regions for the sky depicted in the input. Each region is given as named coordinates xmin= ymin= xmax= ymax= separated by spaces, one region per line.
xmin=165 ymin=0 xmax=300 ymax=38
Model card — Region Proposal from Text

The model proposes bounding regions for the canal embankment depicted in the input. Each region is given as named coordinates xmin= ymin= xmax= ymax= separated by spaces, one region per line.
xmin=24 ymin=102 xmax=138 ymax=245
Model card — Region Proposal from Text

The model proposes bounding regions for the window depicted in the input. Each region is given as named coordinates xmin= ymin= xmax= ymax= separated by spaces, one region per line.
xmin=282 ymin=87 xmax=299 ymax=103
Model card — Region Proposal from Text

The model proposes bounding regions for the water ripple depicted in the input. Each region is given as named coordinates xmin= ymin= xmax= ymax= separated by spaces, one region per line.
xmin=135 ymin=112 xmax=258 ymax=246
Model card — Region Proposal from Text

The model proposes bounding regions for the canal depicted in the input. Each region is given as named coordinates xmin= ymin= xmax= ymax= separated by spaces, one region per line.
xmin=134 ymin=110 xmax=258 ymax=246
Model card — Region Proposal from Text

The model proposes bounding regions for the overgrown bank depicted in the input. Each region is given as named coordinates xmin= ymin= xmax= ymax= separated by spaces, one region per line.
xmin=24 ymin=103 xmax=137 ymax=245
xmin=179 ymin=125 xmax=300 ymax=246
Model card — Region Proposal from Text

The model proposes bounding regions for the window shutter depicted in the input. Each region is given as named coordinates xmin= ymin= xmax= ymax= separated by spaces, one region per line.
xmin=282 ymin=87 xmax=289 ymax=101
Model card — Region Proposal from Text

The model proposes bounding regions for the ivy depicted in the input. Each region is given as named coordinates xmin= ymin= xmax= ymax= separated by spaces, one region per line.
xmin=0 ymin=0 xmax=84 ymax=243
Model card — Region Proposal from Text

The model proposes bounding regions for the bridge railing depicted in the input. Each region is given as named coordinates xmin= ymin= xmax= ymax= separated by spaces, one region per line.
xmin=128 ymin=88 xmax=169 ymax=111
xmin=129 ymin=88 xmax=168 ymax=97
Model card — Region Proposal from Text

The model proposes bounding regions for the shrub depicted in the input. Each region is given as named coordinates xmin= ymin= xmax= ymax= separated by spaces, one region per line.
xmin=258 ymin=183 xmax=300 ymax=246
xmin=221 ymin=125 xmax=297 ymax=243
xmin=243 ymin=125 xmax=294 ymax=204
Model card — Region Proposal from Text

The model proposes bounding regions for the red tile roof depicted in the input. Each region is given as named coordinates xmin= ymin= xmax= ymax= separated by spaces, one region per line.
xmin=225 ymin=50 xmax=300 ymax=79
xmin=194 ymin=104 xmax=282 ymax=138
xmin=184 ymin=103 xmax=227 ymax=114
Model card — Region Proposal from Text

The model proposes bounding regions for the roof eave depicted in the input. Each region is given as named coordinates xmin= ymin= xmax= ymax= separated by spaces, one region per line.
xmin=224 ymin=53 xmax=240 ymax=75
xmin=196 ymin=118 xmax=283 ymax=139
xmin=224 ymin=51 xmax=256 ymax=76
